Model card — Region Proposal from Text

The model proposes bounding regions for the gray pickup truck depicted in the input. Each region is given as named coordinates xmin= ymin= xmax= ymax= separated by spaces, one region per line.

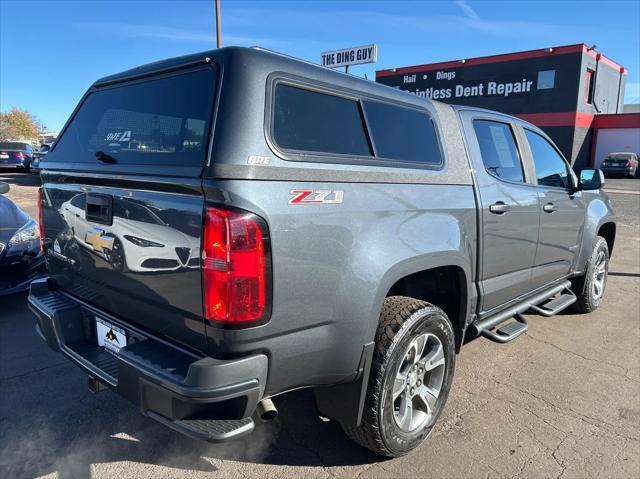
xmin=29 ymin=47 xmax=615 ymax=457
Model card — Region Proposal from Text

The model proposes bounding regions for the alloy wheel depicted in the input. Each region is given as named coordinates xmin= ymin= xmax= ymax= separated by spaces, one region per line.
xmin=592 ymin=250 xmax=608 ymax=300
xmin=392 ymin=333 xmax=446 ymax=433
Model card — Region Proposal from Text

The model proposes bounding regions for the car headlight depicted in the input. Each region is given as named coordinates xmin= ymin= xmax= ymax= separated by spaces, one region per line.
xmin=8 ymin=220 xmax=40 ymax=247
xmin=123 ymin=235 xmax=164 ymax=247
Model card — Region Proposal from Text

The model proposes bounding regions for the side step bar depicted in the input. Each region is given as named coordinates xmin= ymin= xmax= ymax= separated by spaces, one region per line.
xmin=528 ymin=288 xmax=576 ymax=317
xmin=472 ymin=281 xmax=571 ymax=344
xmin=481 ymin=313 xmax=528 ymax=343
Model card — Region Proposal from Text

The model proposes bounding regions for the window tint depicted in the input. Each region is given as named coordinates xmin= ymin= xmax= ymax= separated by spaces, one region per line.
xmin=473 ymin=120 xmax=524 ymax=183
xmin=70 ymin=194 xmax=86 ymax=209
xmin=525 ymin=130 xmax=571 ymax=188
xmin=273 ymin=84 xmax=371 ymax=156
xmin=50 ymin=67 xmax=216 ymax=166
xmin=363 ymin=101 xmax=441 ymax=165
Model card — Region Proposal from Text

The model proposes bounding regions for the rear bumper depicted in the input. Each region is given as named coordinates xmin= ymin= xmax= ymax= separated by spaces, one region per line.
xmin=601 ymin=167 xmax=633 ymax=176
xmin=28 ymin=277 xmax=268 ymax=442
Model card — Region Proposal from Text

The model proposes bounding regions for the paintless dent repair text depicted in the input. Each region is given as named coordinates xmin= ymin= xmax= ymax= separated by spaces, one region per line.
xmin=407 ymin=76 xmax=534 ymax=100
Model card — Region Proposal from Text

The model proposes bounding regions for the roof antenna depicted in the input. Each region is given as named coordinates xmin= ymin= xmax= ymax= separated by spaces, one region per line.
xmin=215 ymin=0 xmax=222 ymax=48
xmin=364 ymin=73 xmax=368 ymax=80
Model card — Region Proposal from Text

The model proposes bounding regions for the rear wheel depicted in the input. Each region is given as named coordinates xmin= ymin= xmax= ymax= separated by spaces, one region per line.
xmin=571 ymin=236 xmax=609 ymax=313
xmin=342 ymin=296 xmax=455 ymax=457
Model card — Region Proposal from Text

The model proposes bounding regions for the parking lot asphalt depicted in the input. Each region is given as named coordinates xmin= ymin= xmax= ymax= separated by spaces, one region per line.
xmin=1 ymin=172 xmax=639 ymax=479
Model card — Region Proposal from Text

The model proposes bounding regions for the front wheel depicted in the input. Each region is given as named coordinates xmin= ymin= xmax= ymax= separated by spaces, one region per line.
xmin=342 ymin=296 xmax=455 ymax=457
xmin=106 ymin=237 xmax=128 ymax=273
xmin=571 ymin=236 xmax=609 ymax=313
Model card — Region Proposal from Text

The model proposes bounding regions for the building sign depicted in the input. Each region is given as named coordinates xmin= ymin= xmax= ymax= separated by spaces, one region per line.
xmin=321 ymin=44 xmax=378 ymax=69
xmin=376 ymin=59 xmax=574 ymax=117
xmin=376 ymin=44 xmax=628 ymax=169
xmin=395 ymin=70 xmax=536 ymax=100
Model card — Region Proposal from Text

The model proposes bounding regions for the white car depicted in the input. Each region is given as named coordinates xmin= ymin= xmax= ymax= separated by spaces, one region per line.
xmin=60 ymin=194 xmax=200 ymax=273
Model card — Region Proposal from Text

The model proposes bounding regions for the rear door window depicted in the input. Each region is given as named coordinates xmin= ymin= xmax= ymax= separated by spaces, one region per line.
xmin=473 ymin=120 xmax=525 ymax=183
xmin=70 ymin=194 xmax=86 ymax=209
xmin=50 ymin=67 xmax=216 ymax=166
xmin=273 ymin=84 xmax=371 ymax=157
xmin=524 ymin=129 xmax=571 ymax=188
xmin=363 ymin=100 xmax=441 ymax=165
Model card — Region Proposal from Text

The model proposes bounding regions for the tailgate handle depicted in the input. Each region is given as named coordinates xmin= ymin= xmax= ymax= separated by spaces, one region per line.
xmin=85 ymin=193 xmax=113 ymax=225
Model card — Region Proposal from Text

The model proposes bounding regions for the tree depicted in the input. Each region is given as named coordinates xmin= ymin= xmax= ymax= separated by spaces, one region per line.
xmin=0 ymin=108 xmax=42 ymax=143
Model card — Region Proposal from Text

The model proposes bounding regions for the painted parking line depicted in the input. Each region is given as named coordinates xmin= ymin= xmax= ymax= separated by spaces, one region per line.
xmin=604 ymin=189 xmax=640 ymax=195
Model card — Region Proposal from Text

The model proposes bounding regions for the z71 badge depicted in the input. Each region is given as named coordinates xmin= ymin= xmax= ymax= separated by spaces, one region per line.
xmin=289 ymin=189 xmax=344 ymax=205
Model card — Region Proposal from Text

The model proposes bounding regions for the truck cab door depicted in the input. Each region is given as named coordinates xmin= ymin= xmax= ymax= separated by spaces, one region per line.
xmin=460 ymin=111 xmax=540 ymax=314
xmin=520 ymin=128 xmax=585 ymax=288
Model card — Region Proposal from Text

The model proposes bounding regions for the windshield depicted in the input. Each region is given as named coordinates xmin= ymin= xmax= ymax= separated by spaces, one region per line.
xmin=608 ymin=153 xmax=633 ymax=160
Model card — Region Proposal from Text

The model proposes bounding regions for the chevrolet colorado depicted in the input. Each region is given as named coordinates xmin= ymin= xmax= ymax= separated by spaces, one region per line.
xmin=29 ymin=47 xmax=615 ymax=457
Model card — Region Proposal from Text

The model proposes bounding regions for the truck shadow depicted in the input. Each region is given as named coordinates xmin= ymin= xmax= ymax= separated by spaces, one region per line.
xmin=0 ymin=171 xmax=41 ymax=187
xmin=0 ymin=294 xmax=380 ymax=479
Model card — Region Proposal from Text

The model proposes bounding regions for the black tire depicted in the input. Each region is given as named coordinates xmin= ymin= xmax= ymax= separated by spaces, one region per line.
xmin=571 ymin=236 xmax=609 ymax=313
xmin=106 ymin=237 xmax=128 ymax=273
xmin=342 ymin=296 xmax=455 ymax=457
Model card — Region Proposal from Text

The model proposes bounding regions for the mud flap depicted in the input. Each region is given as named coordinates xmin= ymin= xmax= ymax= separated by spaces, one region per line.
xmin=314 ymin=342 xmax=374 ymax=428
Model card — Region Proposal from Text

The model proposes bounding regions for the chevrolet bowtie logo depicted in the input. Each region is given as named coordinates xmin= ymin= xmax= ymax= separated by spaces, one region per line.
xmin=105 ymin=328 xmax=119 ymax=344
xmin=85 ymin=228 xmax=114 ymax=252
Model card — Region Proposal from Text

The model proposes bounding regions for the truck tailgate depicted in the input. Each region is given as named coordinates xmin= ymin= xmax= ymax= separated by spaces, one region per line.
xmin=36 ymin=63 xmax=218 ymax=352
xmin=41 ymin=173 xmax=207 ymax=351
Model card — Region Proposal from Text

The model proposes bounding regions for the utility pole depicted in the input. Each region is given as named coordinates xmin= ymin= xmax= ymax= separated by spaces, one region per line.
xmin=215 ymin=0 xmax=222 ymax=48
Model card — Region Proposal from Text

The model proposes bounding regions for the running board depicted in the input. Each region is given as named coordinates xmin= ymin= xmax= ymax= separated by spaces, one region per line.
xmin=472 ymin=281 xmax=572 ymax=344
xmin=528 ymin=289 xmax=576 ymax=317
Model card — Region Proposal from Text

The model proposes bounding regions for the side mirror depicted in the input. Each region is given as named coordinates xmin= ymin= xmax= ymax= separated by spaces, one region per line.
xmin=0 ymin=181 xmax=9 ymax=194
xmin=579 ymin=169 xmax=605 ymax=190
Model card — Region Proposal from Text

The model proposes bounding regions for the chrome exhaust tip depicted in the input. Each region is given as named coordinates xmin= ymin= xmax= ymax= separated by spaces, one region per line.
xmin=257 ymin=397 xmax=278 ymax=421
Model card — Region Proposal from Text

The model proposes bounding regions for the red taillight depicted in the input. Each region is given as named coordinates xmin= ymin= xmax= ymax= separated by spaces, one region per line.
xmin=37 ymin=188 xmax=45 ymax=253
xmin=203 ymin=207 xmax=270 ymax=326
xmin=15 ymin=152 xmax=25 ymax=159
xmin=627 ymin=160 xmax=633 ymax=168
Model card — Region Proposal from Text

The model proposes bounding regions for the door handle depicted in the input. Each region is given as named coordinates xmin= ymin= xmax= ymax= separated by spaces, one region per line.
xmin=543 ymin=203 xmax=558 ymax=213
xmin=489 ymin=202 xmax=510 ymax=214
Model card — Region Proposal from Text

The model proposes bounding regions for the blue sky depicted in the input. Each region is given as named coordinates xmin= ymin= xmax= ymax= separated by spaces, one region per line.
xmin=1 ymin=0 xmax=639 ymax=131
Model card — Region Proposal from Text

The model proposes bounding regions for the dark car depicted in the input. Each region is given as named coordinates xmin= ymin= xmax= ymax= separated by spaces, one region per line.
xmin=600 ymin=152 xmax=639 ymax=178
xmin=0 ymin=181 xmax=46 ymax=295
xmin=0 ymin=141 xmax=34 ymax=172
xmin=31 ymin=143 xmax=54 ymax=174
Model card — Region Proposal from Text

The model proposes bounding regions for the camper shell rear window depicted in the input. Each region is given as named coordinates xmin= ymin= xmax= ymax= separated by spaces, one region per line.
xmin=50 ymin=66 xmax=217 ymax=167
